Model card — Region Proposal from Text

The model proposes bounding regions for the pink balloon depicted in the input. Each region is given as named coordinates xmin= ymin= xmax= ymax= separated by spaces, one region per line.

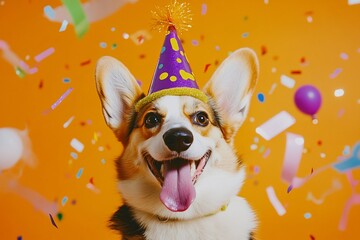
xmin=294 ymin=85 xmax=322 ymax=116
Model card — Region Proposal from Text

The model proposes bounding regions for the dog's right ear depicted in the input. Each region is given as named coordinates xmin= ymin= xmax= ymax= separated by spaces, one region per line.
xmin=95 ymin=56 xmax=144 ymax=143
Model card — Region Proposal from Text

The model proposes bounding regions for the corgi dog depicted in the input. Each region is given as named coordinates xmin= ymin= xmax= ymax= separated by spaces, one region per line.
xmin=95 ymin=48 xmax=259 ymax=240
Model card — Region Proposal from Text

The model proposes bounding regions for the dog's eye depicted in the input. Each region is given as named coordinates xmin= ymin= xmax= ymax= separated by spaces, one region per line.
xmin=192 ymin=111 xmax=209 ymax=127
xmin=144 ymin=112 xmax=161 ymax=128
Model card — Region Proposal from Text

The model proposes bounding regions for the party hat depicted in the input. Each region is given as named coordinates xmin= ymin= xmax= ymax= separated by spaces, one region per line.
xmin=135 ymin=1 xmax=208 ymax=112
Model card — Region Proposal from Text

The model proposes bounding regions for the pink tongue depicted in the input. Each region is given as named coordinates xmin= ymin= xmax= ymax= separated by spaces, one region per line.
xmin=160 ymin=159 xmax=196 ymax=212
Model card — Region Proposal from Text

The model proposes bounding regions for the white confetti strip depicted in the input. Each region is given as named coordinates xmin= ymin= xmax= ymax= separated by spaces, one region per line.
xmin=256 ymin=111 xmax=296 ymax=140
xmin=70 ymin=138 xmax=84 ymax=153
xmin=280 ymin=75 xmax=296 ymax=89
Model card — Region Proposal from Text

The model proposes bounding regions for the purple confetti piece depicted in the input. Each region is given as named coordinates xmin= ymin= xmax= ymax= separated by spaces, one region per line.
xmin=201 ymin=3 xmax=207 ymax=15
xmin=287 ymin=184 xmax=293 ymax=193
xmin=34 ymin=47 xmax=55 ymax=62
xmin=49 ymin=214 xmax=58 ymax=228
xmin=330 ymin=68 xmax=342 ymax=79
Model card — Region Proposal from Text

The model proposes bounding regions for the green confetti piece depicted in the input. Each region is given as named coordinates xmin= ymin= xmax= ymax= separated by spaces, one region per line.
xmin=61 ymin=0 xmax=89 ymax=38
xmin=57 ymin=212 xmax=63 ymax=221
xmin=15 ymin=67 xmax=26 ymax=78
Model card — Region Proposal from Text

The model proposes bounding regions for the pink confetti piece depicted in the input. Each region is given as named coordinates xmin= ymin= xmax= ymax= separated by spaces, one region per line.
xmin=281 ymin=133 xmax=304 ymax=183
xmin=86 ymin=183 xmax=101 ymax=194
xmin=6 ymin=180 xmax=58 ymax=215
xmin=266 ymin=186 xmax=286 ymax=216
xmin=201 ymin=3 xmax=207 ymax=15
xmin=263 ymin=148 xmax=271 ymax=158
xmin=51 ymin=87 xmax=73 ymax=110
xmin=340 ymin=52 xmax=349 ymax=60
xmin=34 ymin=47 xmax=55 ymax=62
xmin=0 ymin=39 xmax=38 ymax=74
xmin=338 ymin=193 xmax=360 ymax=231
xmin=256 ymin=111 xmax=295 ymax=141
xmin=330 ymin=68 xmax=342 ymax=79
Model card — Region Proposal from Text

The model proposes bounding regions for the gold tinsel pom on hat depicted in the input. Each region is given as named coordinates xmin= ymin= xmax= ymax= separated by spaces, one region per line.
xmin=151 ymin=0 xmax=192 ymax=33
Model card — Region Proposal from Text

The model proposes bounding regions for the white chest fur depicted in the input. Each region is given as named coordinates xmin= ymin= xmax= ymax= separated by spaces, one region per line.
xmin=134 ymin=197 xmax=256 ymax=240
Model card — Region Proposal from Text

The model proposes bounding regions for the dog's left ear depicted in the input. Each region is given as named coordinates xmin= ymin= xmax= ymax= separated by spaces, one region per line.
xmin=95 ymin=56 xmax=144 ymax=143
xmin=203 ymin=48 xmax=259 ymax=141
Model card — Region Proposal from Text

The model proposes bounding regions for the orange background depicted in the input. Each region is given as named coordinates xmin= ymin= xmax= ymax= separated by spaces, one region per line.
xmin=1 ymin=0 xmax=360 ymax=239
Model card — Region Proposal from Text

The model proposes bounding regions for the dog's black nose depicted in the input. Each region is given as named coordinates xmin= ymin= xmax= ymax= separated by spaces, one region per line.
xmin=163 ymin=127 xmax=193 ymax=153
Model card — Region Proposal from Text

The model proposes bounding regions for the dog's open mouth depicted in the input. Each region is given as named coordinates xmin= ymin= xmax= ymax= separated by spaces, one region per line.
xmin=144 ymin=150 xmax=211 ymax=212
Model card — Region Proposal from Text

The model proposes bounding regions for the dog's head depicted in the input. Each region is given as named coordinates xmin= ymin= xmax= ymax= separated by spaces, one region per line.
xmin=95 ymin=48 xmax=259 ymax=219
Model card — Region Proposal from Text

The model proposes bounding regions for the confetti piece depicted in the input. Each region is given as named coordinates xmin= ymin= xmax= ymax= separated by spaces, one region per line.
xmin=101 ymin=159 xmax=106 ymax=164
xmin=261 ymin=45 xmax=267 ymax=55
xmin=339 ymin=193 xmax=360 ymax=230
xmin=333 ymin=142 xmax=360 ymax=172
xmin=287 ymin=184 xmax=293 ymax=193
xmin=266 ymin=186 xmax=286 ymax=216
xmin=99 ymin=42 xmax=107 ymax=48
xmin=304 ymin=212 xmax=312 ymax=219
xmin=242 ymin=32 xmax=249 ymax=38
xmin=63 ymin=116 xmax=75 ymax=129
xmin=61 ymin=196 xmax=68 ymax=206
xmin=5 ymin=180 xmax=58 ymax=215
xmin=351 ymin=0 xmax=360 ymax=5
xmin=34 ymin=47 xmax=55 ymax=62
xmin=49 ymin=214 xmax=58 ymax=228
xmin=250 ymin=144 xmax=258 ymax=151
xmin=307 ymin=179 xmax=342 ymax=205
xmin=70 ymin=138 xmax=84 ymax=153
xmin=44 ymin=5 xmax=55 ymax=20
xmin=256 ymin=111 xmax=295 ymax=141
xmin=51 ymin=87 xmax=73 ymax=110
xmin=268 ymin=83 xmax=277 ymax=94
xmin=340 ymin=52 xmax=348 ymax=60
xmin=334 ymin=88 xmax=345 ymax=97
xmin=70 ymin=152 xmax=78 ymax=160
xmin=282 ymin=133 xmax=304 ymax=184
xmin=80 ymin=59 xmax=91 ymax=66
xmin=263 ymin=148 xmax=271 ymax=158
xmin=192 ymin=40 xmax=199 ymax=46
xmin=86 ymin=183 xmax=101 ymax=194
xmin=257 ymin=93 xmax=265 ymax=103
xmin=201 ymin=3 xmax=207 ymax=15
xmin=0 ymin=40 xmax=38 ymax=75
xmin=59 ymin=20 xmax=69 ymax=32
xmin=204 ymin=63 xmax=211 ymax=73
xmin=17 ymin=236 xmax=22 ymax=240
xmin=61 ymin=0 xmax=89 ymax=38
xmin=57 ymin=212 xmax=63 ymax=221
xmin=330 ymin=68 xmax=342 ymax=79
xmin=309 ymin=235 xmax=315 ymax=240
xmin=63 ymin=78 xmax=70 ymax=83
xmin=76 ymin=168 xmax=84 ymax=179
xmin=130 ymin=30 xmax=151 ymax=45
xmin=15 ymin=67 xmax=26 ymax=78
xmin=280 ymin=75 xmax=296 ymax=88
xmin=290 ymin=70 xmax=301 ymax=74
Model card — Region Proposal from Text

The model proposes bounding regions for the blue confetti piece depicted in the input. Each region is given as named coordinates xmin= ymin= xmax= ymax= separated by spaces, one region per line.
xmin=70 ymin=152 xmax=78 ymax=160
xmin=257 ymin=93 xmax=265 ymax=103
xmin=63 ymin=78 xmax=70 ymax=83
xmin=99 ymin=42 xmax=107 ymax=48
xmin=334 ymin=142 xmax=360 ymax=172
xmin=242 ymin=32 xmax=249 ymax=38
xmin=161 ymin=46 xmax=166 ymax=54
xmin=304 ymin=212 xmax=312 ymax=219
xmin=17 ymin=236 xmax=22 ymax=240
xmin=62 ymin=196 xmax=68 ymax=206
xmin=76 ymin=167 xmax=84 ymax=179
xmin=44 ymin=5 xmax=55 ymax=20
xmin=59 ymin=20 xmax=69 ymax=32
xmin=101 ymin=159 xmax=106 ymax=164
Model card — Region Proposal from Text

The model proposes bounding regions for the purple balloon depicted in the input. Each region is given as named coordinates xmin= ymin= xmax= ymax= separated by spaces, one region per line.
xmin=294 ymin=85 xmax=322 ymax=116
